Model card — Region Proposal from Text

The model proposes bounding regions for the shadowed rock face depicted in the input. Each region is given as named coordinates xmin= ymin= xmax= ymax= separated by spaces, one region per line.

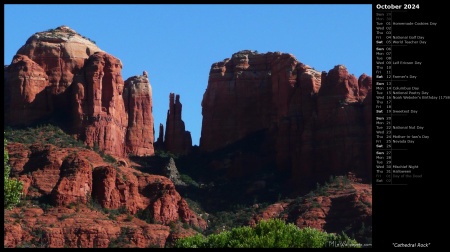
xmin=200 ymin=50 xmax=372 ymax=182
xmin=4 ymin=54 xmax=51 ymax=125
xmin=4 ymin=26 xmax=155 ymax=157
xmin=294 ymin=65 xmax=371 ymax=181
xmin=156 ymin=123 xmax=165 ymax=148
xmin=164 ymin=93 xmax=192 ymax=155
xmin=200 ymin=51 xmax=276 ymax=152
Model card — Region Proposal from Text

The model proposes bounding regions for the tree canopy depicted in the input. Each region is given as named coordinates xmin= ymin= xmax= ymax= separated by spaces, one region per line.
xmin=172 ymin=218 xmax=361 ymax=248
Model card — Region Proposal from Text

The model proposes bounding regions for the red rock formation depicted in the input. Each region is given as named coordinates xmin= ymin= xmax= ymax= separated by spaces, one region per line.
xmin=4 ymin=26 xmax=102 ymax=126
xmin=358 ymin=73 xmax=372 ymax=100
xmin=137 ymin=174 xmax=207 ymax=229
xmin=164 ymin=93 xmax=192 ymax=155
xmin=276 ymin=63 xmax=322 ymax=173
xmin=248 ymin=202 xmax=290 ymax=227
xmin=123 ymin=73 xmax=155 ymax=156
xmin=4 ymin=142 xmax=206 ymax=247
xmin=200 ymin=51 xmax=372 ymax=181
xmin=7 ymin=141 xmax=206 ymax=228
xmin=5 ymin=142 xmax=31 ymax=175
xmin=92 ymin=166 xmax=143 ymax=214
xmin=71 ymin=52 xmax=128 ymax=157
xmin=6 ymin=143 xmax=105 ymax=198
xmin=17 ymin=26 xmax=102 ymax=96
xmin=4 ymin=55 xmax=50 ymax=125
xmin=51 ymin=153 xmax=92 ymax=206
xmin=3 ymin=222 xmax=27 ymax=248
xmin=293 ymin=183 xmax=372 ymax=235
xmin=3 ymin=206 xmax=170 ymax=248
xmin=293 ymin=65 xmax=370 ymax=180
xmin=5 ymin=26 xmax=156 ymax=158
xmin=249 ymin=178 xmax=372 ymax=239
xmin=8 ymin=143 xmax=68 ymax=196
xmin=201 ymin=50 xmax=274 ymax=152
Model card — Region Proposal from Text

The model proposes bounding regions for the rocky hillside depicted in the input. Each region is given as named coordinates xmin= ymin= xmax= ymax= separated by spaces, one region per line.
xmin=249 ymin=175 xmax=372 ymax=244
xmin=4 ymin=136 xmax=206 ymax=248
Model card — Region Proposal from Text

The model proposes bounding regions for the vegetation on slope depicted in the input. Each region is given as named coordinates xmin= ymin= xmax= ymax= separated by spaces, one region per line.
xmin=4 ymin=124 xmax=371 ymax=247
xmin=4 ymin=124 xmax=85 ymax=149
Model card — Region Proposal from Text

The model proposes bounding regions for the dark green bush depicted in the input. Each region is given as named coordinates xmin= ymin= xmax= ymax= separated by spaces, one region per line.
xmin=180 ymin=174 xmax=199 ymax=187
xmin=101 ymin=153 xmax=117 ymax=163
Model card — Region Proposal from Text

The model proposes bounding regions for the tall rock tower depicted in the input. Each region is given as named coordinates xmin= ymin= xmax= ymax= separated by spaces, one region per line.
xmin=123 ymin=72 xmax=155 ymax=156
xmin=164 ymin=93 xmax=192 ymax=155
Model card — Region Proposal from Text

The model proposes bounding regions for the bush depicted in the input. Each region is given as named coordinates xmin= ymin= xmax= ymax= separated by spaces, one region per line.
xmin=136 ymin=208 xmax=155 ymax=224
xmin=101 ymin=153 xmax=117 ymax=163
xmin=154 ymin=150 xmax=178 ymax=159
xmin=180 ymin=174 xmax=199 ymax=187
xmin=172 ymin=219 xmax=361 ymax=248
xmin=125 ymin=214 xmax=133 ymax=222
xmin=4 ymin=138 xmax=23 ymax=209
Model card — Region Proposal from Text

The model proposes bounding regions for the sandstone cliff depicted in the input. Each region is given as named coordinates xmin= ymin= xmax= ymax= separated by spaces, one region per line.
xmin=4 ymin=26 xmax=102 ymax=126
xmin=70 ymin=51 xmax=128 ymax=157
xmin=4 ymin=26 xmax=155 ymax=157
xmin=123 ymin=72 xmax=155 ymax=156
xmin=200 ymin=50 xmax=372 ymax=182
xmin=4 ymin=55 xmax=50 ymax=126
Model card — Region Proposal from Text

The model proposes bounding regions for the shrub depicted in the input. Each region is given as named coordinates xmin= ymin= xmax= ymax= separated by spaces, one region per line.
xmin=180 ymin=174 xmax=199 ymax=187
xmin=4 ymin=138 xmax=23 ymax=209
xmin=172 ymin=219 xmax=361 ymax=248
xmin=125 ymin=214 xmax=133 ymax=222
xmin=136 ymin=208 xmax=155 ymax=224
xmin=102 ymin=153 xmax=116 ymax=163
xmin=58 ymin=214 xmax=71 ymax=221
xmin=154 ymin=150 xmax=178 ymax=159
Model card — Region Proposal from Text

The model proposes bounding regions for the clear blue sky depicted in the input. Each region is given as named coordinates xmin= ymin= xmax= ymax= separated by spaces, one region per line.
xmin=4 ymin=4 xmax=372 ymax=146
